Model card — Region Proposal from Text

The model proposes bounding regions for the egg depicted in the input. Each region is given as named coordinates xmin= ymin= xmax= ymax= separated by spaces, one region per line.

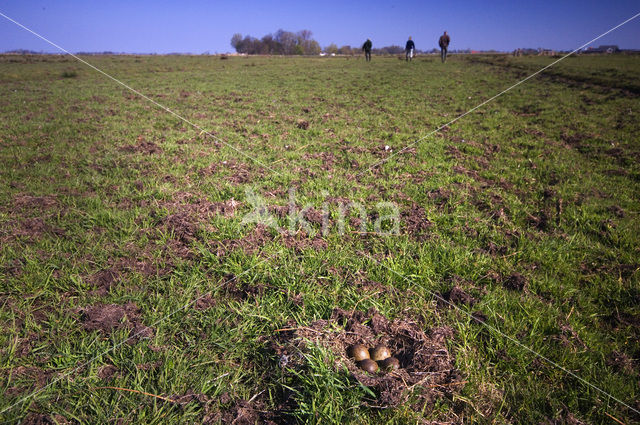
xmin=348 ymin=344 xmax=370 ymax=361
xmin=358 ymin=359 xmax=379 ymax=373
xmin=380 ymin=356 xmax=400 ymax=371
xmin=370 ymin=344 xmax=391 ymax=361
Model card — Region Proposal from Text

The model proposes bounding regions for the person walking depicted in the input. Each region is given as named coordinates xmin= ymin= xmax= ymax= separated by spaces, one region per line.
xmin=362 ymin=39 xmax=372 ymax=62
xmin=438 ymin=31 xmax=450 ymax=63
xmin=405 ymin=36 xmax=415 ymax=61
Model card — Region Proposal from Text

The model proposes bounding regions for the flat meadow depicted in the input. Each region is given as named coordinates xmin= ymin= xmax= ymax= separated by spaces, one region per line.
xmin=0 ymin=52 xmax=639 ymax=424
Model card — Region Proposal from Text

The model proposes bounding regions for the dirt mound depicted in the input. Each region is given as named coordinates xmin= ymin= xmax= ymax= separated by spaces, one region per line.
xmin=194 ymin=293 xmax=217 ymax=310
xmin=215 ymin=225 xmax=273 ymax=256
xmin=9 ymin=366 xmax=54 ymax=391
xmin=215 ymin=160 xmax=263 ymax=184
xmin=120 ymin=140 xmax=163 ymax=154
xmin=161 ymin=192 xmax=241 ymax=218
xmin=89 ymin=269 xmax=119 ymax=296
xmin=302 ymin=152 xmax=336 ymax=171
xmin=19 ymin=413 xmax=69 ymax=425
xmin=606 ymin=350 xmax=637 ymax=374
xmin=9 ymin=217 xmax=65 ymax=241
xmin=220 ymin=274 xmax=267 ymax=301
xmin=12 ymin=194 xmax=58 ymax=212
xmin=442 ymin=286 xmax=476 ymax=306
xmin=97 ymin=364 xmax=119 ymax=380
xmin=427 ymin=188 xmax=452 ymax=210
xmin=202 ymin=398 xmax=280 ymax=425
xmin=274 ymin=308 xmax=462 ymax=409
xmin=162 ymin=212 xmax=200 ymax=243
xmin=279 ymin=231 xmax=327 ymax=252
xmin=402 ymin=204 xmax=433 ymax=240
xmin=77 ymin=302 xmax=154 ymax=341
xmin=502 ymin=273 xmax=527 ymax=291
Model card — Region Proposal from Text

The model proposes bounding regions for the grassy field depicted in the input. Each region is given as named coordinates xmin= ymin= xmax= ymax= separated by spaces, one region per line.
xmin=0 ymin=53 xmax=639 ymax=424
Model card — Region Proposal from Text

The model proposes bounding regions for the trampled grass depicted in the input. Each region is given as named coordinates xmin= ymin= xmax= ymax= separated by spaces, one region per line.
xmin=0 ymin=53 xmax=639 ymax=424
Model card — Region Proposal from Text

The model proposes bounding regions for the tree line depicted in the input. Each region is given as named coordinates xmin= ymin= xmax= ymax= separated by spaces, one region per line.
xmin=231 ymin=30 xmax=321 ymax=55
xmin=231 ymin=30 xmax=420 ymax=56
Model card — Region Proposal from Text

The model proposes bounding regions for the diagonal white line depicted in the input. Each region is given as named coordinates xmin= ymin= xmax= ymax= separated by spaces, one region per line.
xmin=360 ymin=252 xmax=640 ymax=416
xmin=0 ymin=254 xmax=276 ymax=417
xmin=0 ymin=11 xmax=281 ymax=176
xmin=357 ymin=11 xmax=640 ymax=177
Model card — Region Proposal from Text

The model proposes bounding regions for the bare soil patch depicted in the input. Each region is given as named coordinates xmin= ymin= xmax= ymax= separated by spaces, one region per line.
xmin=120 ymin=139 xmax=163 ymax=155
xmin=77 ymin=302 xmax=154 ymax=342
xmin=402 ymin=204 xmax=433 ymax=240
xmin=12 ymin=194 xmax=58 ymax=212
xmin=215 ymin=225 xmax=273 ymax=256
xmin=502 ymin=273 xmax=527 ymax=291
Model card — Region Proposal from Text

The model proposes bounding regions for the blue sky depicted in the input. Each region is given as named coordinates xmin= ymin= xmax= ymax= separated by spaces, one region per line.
xmin=1 ymin=1 xmax=639 ymax=53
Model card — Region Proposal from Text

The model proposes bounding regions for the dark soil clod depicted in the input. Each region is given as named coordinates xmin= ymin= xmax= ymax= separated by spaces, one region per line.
xmin=503 ymin=273 xmax=527 ymax=291
xmin=443 ymin=286 xmax=476 ymax=306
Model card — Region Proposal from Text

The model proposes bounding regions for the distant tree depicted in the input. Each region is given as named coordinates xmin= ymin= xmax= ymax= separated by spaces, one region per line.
xmin=325 ymin=43 xmax=338 ymax=54
xmin=297 ymin=29 xmax=313 ymax=41
xmin=296 ymin=30 xmax=320 ymax=55
xmin=338 ymin=45 xmax=353 ymax=55
xmin=372 ymin=45 xmax=404 ymax=55
xmin=231 ymin=29 xmax=322 ymax=55
xmin=261 ymin=34 xmax=282 ymax=55
xmin=306 ymin=40 xmax=321 ymax=55
xmin=231 ymin=33 xmax=243 ymax=51
xmin=275 ymin=29 xmax=297 ymax=55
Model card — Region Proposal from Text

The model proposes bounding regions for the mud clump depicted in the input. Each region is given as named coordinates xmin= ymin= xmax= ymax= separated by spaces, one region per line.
xmin=503 ymin=273 xmax=527 ymax=291
xmin=97 ymin=364 xmax=119 ymax=380
xmin=427 ymin=188 xmax=452 ymax=210
xmin=606 ymin=350 xmax=637 ymax=374
xmin=302 ymin=207 xmax=326 ymax=226
xmin=79 ymin=302 xmax=138 ymax=332
xmin=18 ymin=413 xmax=69 ymax=425
xmin=194 ymin=293 xmax=217 ymax=311
xmin=159 ymin=192 xmax=231 ymax=237
xmin=77 ymin=302 xmax=154 ymax=341
xmin=221 ymin=274 xmax=267 ymax=301
xmin=220 ymin=160 xmax=263 ymax=184
xmin=162 ymin=212 xmax=200 ymax=243
xmin=203 ymin=398 xmax=279 ymax=425
xmin=12 ymin=194 xmax=58 ymax=212
xmin=279 ymin=231 xmax=327 ymax=252
xmin=471 ymin=311 xmax=488 ymax=324
xmin=608 ymin=205 xmax=625 ymax=218
xmin=275 ymin=308 xmax=462 ymax=409
xmin=9 ymin=366 xmax=54 ymax=393
xmin=402 ymin=204 xmax=433 ymax=240
xmin=12 ymin=217 xmax=65 ymax=241
xmin=527 ymin=210 xmax=550 ymax=231
xmin=89 ymin=269 xmax=119 ymax=296
xmin=215 ymin=225 xmax=274 ymax=256
xmin=443 ymin=286 xmax=476 ymax=306
xmin=302 ymin=152 xmax=337 ymax=172
xmin=120 ymin=140 xmax=163 ymax=155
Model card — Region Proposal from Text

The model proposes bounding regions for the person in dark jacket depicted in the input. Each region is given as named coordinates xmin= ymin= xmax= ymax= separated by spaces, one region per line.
xmin=362 ymin=39 xmax=372 ymax=62
xmin=405 ymin=36 xmax=415 ymax=61
xmin=438 ymin=31 xmax=450 ymax=63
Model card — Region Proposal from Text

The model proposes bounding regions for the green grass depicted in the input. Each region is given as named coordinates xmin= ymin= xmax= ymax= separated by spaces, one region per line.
xmin=0 ymin=53 xmax=639 ymax=424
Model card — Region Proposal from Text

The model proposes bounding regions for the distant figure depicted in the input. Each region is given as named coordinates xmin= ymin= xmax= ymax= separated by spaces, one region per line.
xmin=438 ymin=31 xmax=450 ymax=63
xmin=405 ymin=36 xmax=415 ymax=61
xmin=362 ymin=39 xmax=372 ymax=62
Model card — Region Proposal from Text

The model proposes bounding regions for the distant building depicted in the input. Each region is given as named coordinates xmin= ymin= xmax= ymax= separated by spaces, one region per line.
xmin=584 ymin=45 xmax=620 ymax=54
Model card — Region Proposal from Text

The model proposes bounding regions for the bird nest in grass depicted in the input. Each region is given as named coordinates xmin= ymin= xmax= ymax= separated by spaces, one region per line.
xmin=272 ymin=307 xmax=464 ymax=409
